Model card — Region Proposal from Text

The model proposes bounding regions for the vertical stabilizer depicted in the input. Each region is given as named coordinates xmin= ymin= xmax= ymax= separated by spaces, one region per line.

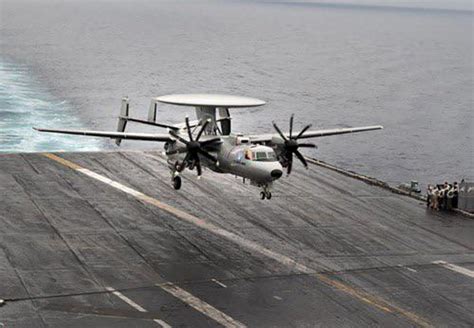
xmin=218 ymin=107 xmax=231 ymax=135
xmin=115 ymin=97 xmax=129 ymax=146
xmin=148 ymin=100 xmax=158 ymax=122
xmin=195 ymin=106 xmax=217 ymax=135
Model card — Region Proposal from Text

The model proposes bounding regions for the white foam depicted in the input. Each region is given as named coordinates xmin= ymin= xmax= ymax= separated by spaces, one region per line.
xmin=0 ymin=60 xmax=104 ymax=153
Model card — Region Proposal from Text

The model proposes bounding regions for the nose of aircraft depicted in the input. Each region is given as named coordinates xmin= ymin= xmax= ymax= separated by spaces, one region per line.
xmin=271 ymin=169 xmax=283 ymax=179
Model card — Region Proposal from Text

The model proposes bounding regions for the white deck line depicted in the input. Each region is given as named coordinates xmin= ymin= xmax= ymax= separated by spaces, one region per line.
xmin=159 ymin=283 xmax=246 ymax=328
xmin=154 ymin=319 xmax=172 ymax=328
xmin=43 ymin=153 xmax=432 ymax=328
xmin=105 ymin=287 xmax=171 ymax=327
xmin=432 ymin=261 xmax=474 ymax=278
xmin=212 ymin=278 xmax=228 ymax=288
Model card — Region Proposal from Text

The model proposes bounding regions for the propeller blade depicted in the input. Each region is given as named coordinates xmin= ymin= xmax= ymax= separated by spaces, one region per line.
xmin=199 ymin=137 xmax=222 ymax=147
xmin=287 ymin=156 xmax=293 ymax=175
xmin=166 ymin=147 xmax=188 ymax=155
xmin=289 ymin=114 xmax=294 ymax=138
xmin=169 ymin=129 xmax=190 ymax=145
xmin=272 ymin=122 xmax=288 ymax=141
xmin=185 ymin=116 xmax=193 ymax=141
xmin=178 ymin=152 xmax=191 ymax=172
xmin=294 ymin=150 xmax=308 ymax=168
xmin=196 ymin=160 xmax=202 ymax=176
xmin=197 ymin=149 xmax=217 ymax=162
xmin=298 ymin=143 xmax=317 ymax=148
xmin=295 ymin=124 xmax=313 ymax=139
xmin=196 ymin=119 xmax=210 ymax=141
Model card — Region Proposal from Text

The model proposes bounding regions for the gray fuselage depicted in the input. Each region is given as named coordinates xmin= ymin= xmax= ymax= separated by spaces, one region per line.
xmin=166 ymin=134 xmax=283 ymax=184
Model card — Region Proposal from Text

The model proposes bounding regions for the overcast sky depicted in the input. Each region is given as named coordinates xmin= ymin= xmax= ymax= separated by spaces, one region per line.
xmin=254 ymin=0 xmax=473 ymax=11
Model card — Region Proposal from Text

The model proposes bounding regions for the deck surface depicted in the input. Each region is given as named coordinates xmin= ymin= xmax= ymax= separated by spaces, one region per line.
xmin=1 ymin=151 xmax=473 ymax=327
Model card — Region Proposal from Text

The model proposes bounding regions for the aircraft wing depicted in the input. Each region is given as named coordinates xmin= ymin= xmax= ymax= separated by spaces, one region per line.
xmin=249 ymin=125 xmax=383 ymax=143
xmin=34 ymin=128 xmax=173 ymax=142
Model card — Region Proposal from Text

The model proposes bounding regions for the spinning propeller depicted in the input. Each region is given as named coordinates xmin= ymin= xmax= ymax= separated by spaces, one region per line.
xmin=168 ymin=117 xmax=221 ymax=177
xmin=273 ymin=114 xmax=317 ymax=175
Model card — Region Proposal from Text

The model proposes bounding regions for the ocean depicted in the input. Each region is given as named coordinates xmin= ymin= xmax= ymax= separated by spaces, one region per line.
xmin=0 ymin=0 xmax=472 ymax=187
xmin=0 ymin=60 xmax=103 ymax=152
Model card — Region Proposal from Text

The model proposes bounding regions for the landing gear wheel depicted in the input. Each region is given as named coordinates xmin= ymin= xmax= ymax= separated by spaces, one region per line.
xmin=172 ymin=176 xmax=182 ymax=190
xmin=260 ymin=191 xmax=266 ymax=200
xmin=265 ymin=191 xmax=272 ymax=199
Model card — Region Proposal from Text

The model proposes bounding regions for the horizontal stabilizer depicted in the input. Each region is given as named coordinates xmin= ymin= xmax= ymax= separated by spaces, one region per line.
xmin=123 ymin=117 xmax=179 ymax=130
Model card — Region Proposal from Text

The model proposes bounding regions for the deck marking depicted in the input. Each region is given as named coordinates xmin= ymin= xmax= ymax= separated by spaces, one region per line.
xmin=43 ymin=153 xmax=432 ymax=327
xmin=433 ymin=261 xmax=474 ymax=278
xmin=159 ymin=282 xmax=246 ymax=328
xmin=105 ymin=287 xmax=147 ymax=312
xmin=398 ymin=264 xmax=417 ymax=273
xmin=154 ymin=319 xmax=172 ymax=328
xmin=211 ymin=278 xmax=228 ymax=288
xmin=105 ymin=287 xmax=171 ymax=327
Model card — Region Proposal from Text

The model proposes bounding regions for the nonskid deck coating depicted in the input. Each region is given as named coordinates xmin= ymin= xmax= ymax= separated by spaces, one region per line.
xmin=0 ymin=151 xmax=473 ymax=327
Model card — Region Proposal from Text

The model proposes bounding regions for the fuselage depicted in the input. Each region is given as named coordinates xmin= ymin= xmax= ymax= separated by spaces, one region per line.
xmin=166 ymin=134 xmax=283 ymax=184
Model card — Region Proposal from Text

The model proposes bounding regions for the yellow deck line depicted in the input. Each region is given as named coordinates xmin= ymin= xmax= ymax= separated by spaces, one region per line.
xmin=42 ymin=153 xmax=432 ymax=327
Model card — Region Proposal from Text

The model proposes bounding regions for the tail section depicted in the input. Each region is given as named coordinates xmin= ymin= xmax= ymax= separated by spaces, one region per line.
xmin=116 ymin=97 xmax=129 ymax=145
xmin=218 ymin=107 xmax=231 ymax=135
xmin=148 ymin=99 xmax=158 ymax=123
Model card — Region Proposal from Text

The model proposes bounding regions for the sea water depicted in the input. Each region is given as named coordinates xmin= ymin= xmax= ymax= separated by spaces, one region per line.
xmin=0 ymin=0 xmax=472 ymax=187
xmin=0 ymin=60 xmax=102 ymax=153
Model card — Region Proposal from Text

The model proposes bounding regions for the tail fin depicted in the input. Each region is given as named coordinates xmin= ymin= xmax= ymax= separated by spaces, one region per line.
xmin=148 ymin=99 xmax=158 ymax=123
xmin=116 ymin=97 xmax=129 ymax=146
xmin=219 ymin=107 xmax=231 ymax=135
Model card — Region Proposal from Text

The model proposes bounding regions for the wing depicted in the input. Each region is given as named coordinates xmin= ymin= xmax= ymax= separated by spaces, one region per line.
xmin=249 ymin=125 xmax=383 ymax=143
xmin=34 ymin=127 xmax=173 ymax=142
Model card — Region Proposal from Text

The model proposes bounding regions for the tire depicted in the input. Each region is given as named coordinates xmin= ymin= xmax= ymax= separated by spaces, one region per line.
xmin=173 ymin=176 xmax=182 ymax=190
xmin=266 ymin=191 xmax=272 ymax=200
xmin=260 ymin=191 xmax=266 ymax=200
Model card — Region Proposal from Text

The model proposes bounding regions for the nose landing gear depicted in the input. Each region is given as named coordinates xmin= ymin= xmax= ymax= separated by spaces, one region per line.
xmin=260 ymin=191 xmax=272 ymax=200
xmin=260 ymin=184 xmax=272 ymax=200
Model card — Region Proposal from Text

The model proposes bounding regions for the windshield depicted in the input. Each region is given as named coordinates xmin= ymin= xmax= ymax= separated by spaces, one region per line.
xmin=252 ymin=151 xmax=277 ymax=162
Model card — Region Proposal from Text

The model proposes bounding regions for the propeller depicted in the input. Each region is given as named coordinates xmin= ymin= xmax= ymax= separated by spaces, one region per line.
xmin=273 ymin=114 xmax=317 ymax=175
xmin=167 ymin=117 xmax=221 ymax=177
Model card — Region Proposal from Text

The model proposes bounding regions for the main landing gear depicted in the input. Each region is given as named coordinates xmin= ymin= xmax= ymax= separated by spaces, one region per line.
xmin=170 ymin=162 xmax=182 ymax=190
xmin=172 ymin=175 xmax=182 ymax=190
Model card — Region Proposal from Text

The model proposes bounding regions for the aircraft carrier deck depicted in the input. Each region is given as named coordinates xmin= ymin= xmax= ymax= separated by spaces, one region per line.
xmin=1 ymin=151 xmax=473 ymax=327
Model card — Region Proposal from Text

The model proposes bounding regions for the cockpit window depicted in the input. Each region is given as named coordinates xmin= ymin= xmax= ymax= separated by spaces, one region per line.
xmin=252 ymin=151 xmax=277 ymax=162
xmin=256 ymin=152 xmax=267 ymax=161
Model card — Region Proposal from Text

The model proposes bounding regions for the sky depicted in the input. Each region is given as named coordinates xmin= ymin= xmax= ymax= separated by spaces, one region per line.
xmin=261 ymin=0 xmax=473 ymax=11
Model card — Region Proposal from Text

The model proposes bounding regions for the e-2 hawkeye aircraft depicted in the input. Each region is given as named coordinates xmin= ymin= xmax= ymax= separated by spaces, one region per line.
xmin=35 ymin=94 xmax=383 ymax=200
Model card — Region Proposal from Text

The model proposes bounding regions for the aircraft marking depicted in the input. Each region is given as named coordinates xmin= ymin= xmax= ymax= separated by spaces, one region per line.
xmin=432 ymin=261 xmax=474 ymax=278
xmin=43 ymin=153 xmax=432 ymax=328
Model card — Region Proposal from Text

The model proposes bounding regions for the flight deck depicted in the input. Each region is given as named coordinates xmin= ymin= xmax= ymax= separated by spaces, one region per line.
xmin=1 ymin=151 xmax=473 ymax=327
